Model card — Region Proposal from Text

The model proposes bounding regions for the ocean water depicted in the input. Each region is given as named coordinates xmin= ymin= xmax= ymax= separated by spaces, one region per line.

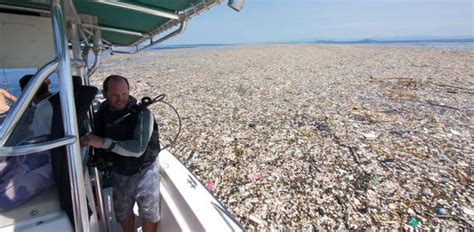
xmin=156 ymin=41 xmax=474 ymax=52
xmin=153 ymin=43 xmax=233 ymax=51
xmin=355 ymin=41 xmax=474 ymax=52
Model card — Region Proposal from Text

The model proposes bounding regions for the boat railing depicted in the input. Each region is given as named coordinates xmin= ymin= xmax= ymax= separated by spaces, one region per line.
xmin=0 ymin=135 xmax=76 ymax=156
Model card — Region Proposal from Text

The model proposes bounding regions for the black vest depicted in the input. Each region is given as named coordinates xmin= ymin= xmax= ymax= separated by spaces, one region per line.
xmin=95 ymin=101 xmax=159 ymax=176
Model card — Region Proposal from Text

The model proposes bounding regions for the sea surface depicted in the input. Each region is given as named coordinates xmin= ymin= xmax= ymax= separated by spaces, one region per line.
xmin=349 ymin=41 xmax=474 ymax=51
xmin=1 ymin=40 xmax=472 ymax=100
xmin=155 ymin=40 xmax=474 ymax=52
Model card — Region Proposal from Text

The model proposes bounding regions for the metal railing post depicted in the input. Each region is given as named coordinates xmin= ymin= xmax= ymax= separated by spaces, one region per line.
xmin=50 ymin=0 xmax=90 ymax=231
xmin=72 ymin=19 xmax=109 ymax=232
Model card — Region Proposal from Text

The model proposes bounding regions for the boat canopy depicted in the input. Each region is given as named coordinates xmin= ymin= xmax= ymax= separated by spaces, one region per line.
xmin=0 ymin=0 xmax=243 ymax=49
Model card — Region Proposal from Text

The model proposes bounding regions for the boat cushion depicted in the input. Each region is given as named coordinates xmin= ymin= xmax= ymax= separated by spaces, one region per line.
xmin=0 ymin=185 xmax=60 ymax=228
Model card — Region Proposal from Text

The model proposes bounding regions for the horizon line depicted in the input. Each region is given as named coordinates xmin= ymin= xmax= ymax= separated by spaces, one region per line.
xmin=159 ymin=37 xmax=474 ymax=47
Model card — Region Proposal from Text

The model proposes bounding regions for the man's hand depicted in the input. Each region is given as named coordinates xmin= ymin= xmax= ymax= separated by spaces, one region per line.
xmin=0 ymin=89 xmax=17 ymax=113
xmin=81 ymin=134 xmax=105 ymax=148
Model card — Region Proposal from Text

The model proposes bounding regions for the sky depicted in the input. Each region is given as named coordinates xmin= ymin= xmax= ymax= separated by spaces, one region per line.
xmin=164 ymin=0 xmax=473 ymax=45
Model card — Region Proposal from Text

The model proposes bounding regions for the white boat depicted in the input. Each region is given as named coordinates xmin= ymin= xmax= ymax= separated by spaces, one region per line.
xmin=0 ymin=0 xmax=245 ymax=231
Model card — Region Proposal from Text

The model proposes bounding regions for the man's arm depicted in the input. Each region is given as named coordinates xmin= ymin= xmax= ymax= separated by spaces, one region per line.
xmin=102 ymin=109 xmax=154 ymax=158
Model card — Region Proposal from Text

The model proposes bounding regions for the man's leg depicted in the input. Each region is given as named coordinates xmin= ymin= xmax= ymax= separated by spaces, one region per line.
xmin=113 ymin=172 xmax=136 ymax=232
xmin=137 ymin=163 xmax=160 ymax=231
xmin=142 ymin=221 xmax=157 ymax=232
xmin=120 ymin=214 xmax=135 ymax=232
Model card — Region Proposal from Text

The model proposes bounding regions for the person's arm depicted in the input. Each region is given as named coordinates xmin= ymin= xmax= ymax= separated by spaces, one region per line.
xmin=81 ymin=108 xmax=154 ymax=157
xmin=0 ymin=89 xmax=17 ymax=125
xmin=0 ymin=88 xmax=16 ymax=112
xmin=102 ymin=109 xmax=154 ymax=158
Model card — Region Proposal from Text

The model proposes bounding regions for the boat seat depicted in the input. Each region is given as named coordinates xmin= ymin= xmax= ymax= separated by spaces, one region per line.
xmin=0 ymin=185 xmax=61 ymax=228
xmin=49 ymin=77 xmax=98 ymax=222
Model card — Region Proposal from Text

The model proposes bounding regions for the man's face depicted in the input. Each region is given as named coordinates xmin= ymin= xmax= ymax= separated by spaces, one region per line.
xmin=104 ymin=79 xmax=129 ymax=111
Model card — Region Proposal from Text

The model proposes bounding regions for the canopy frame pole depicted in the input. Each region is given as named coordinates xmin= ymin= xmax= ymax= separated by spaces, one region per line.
xmin=51 ymin=0 xmax=90 ymax=231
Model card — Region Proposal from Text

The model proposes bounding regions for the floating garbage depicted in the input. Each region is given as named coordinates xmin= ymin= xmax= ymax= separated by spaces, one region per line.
xmin=450 ymin=129 xmax=461 ymax=136
xmin=439 ymin=155 xmax=454 ymax=164
xmin=363 ymin=132 xmax=378 ymax=140
xmin=370 ymin=175 xmax=381 ymax=185
xmin=249 ymin=214 xmax=265 ymax=226
xmin=93 ymin=45 xmax=474 ymax=230
xmin=313 ymin=122 xmax=330 ymax=132
xmin=436 ymin=207 xmax=448 ymax=215
xmin=463 ymin=207 xmax=474 ymax=216
xmin=409 ymin=218 xmax=419 ymax=228
xmin=206 ymin=181 xmax=216 ymax=191
xmin=250 ymin=171 xmax=266 ymax=184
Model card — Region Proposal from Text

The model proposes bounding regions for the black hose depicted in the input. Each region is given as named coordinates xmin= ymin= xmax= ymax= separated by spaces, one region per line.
xmin=155 ymin=99 xmax=182 ymax=150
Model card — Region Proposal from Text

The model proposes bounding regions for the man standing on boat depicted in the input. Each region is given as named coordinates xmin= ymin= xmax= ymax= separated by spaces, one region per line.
xmin=81 ymin=75 xmax=160 ymax=232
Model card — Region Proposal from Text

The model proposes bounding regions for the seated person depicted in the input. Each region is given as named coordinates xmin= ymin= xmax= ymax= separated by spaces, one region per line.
xmin=0 ymin=75 xmax=97 ymax=216
xmin=19 ymin=74 xmax=52 ymax=105
xmin=0 ymin=88 xmax=53 ymax=212
xmin=7 ymin=75 xmax=52 ymax=145
xmin=27 ymin=75 xmax=54 ymax=138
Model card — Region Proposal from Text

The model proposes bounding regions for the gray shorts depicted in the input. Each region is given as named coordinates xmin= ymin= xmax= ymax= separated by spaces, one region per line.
xmin=112 ymin=160 xmax=160 ymax=223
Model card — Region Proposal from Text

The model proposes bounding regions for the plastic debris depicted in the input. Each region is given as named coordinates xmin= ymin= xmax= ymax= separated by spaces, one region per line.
xmin=409 ymin=218 xmax=419 ymax=228
xmin=313 ymin=122 xmax=330 ymax=132
xmin=363 ymin=132 xmax=378 ymax=140
xmin=370 ymin=175 xmax=381 ymax=185
xmin=249 ymin=215 xmax=265 ymax=225
xmin=436 ymin=207 xmax=448 ymax=215
xmin=250 ymin=171 xmax=266 ymax=184
xmin=439 ymin=155 xmax=454 ymax=164
xmin=422 ymin=188 xmax=433 ymax=197
xmin=206 ymin=181 xmax=215 ymax=191
xmin=449 ymin=129 xmax=461 ymax=135
xmin=463 ymin=207 xmax=474 ymax=216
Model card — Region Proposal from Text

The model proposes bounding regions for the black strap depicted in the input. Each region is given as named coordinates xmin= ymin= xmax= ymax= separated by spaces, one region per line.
xmin=106 ymin=95 xmax=165 ymax=127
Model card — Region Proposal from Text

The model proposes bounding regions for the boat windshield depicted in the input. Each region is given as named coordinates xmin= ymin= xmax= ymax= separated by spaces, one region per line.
xmin=1 ymin=68 xmax=59 ymax=146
